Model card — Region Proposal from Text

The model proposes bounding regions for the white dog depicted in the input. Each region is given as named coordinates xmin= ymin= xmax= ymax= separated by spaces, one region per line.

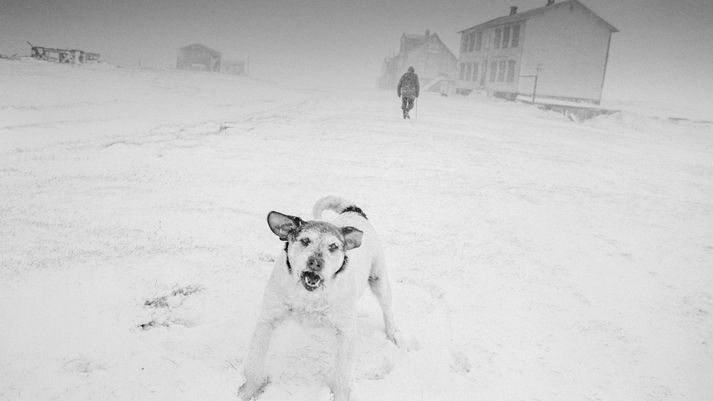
xmin=238 ymin=196 xmax=400 ymax=401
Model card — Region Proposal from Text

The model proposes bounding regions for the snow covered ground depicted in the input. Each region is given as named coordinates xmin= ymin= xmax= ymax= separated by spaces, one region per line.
xmin=1 ymin=59 xmax=712 ymax=401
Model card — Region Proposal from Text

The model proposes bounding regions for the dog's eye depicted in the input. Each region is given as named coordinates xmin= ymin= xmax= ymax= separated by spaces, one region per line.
xmin=328 ymin=243 xmax=339 ymax=252
xmin=300 ymin=238 xmax=311 ymax=246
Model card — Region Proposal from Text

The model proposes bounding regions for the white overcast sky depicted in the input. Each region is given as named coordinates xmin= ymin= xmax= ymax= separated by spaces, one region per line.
xmin=1 ymin=0 xmax=712 ymax=109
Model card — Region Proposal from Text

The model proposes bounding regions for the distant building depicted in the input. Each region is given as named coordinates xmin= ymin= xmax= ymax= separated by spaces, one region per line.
xmin=177 ymin=44 xmax=221 ymax=72
xmin=378 ymin=31 xmax=458 ymax=93
xmin=456 ymin=0 xmax=617 ymax=104
xmin=28 ymin=42 xmax=100 ymax=64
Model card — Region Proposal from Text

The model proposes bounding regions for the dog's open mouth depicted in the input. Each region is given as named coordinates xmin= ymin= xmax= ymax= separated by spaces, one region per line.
xmin=300 ymin=271 xmax=323 ymax=291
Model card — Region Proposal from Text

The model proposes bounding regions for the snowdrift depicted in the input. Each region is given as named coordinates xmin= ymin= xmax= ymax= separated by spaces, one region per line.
xmin=1 ymin=59 xmax=712 ymax=401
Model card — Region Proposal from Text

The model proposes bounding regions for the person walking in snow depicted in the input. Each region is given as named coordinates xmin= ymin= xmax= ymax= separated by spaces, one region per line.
xmin=397 ymin=66 xmax=419 ymax=119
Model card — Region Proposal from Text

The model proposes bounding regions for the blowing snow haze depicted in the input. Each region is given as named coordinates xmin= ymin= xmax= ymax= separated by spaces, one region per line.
xmin=1 ymin=51 xmax=713 ymax=401
xmin=1 ymin=0 xmax=712 ymax=114
xmin=2 ymin=0 xmax=713 ymax=400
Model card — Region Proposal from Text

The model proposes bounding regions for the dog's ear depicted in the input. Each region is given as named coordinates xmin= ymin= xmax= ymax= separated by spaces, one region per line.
xmin=267 ymin=211 xmax=304 ymax=241
xmin=341 ymin=226 xmax=363 ymax=250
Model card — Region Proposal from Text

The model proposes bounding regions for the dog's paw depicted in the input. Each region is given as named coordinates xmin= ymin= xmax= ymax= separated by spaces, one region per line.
xmin=388 ymin=329 xmax=420 ymax=351
xmin=237 ymin=377 xmax=270 ymax=401
xmin=387 ymin=328 xmax=403 ymax=347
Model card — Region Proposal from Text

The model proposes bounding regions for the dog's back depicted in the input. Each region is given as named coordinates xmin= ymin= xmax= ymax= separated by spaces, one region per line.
xmin=313 ymin=196 xmax=383 ymax=292
xmin=313 ymin=196 xmax=372 ymax=241
xmin=313 ymin=196 xmax=367 ymax=220
xmin=313 ymin=196 xmax=400 ymax=348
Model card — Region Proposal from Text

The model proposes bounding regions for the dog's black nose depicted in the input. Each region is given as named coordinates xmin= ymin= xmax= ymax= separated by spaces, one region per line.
xmin=307 ymin=256 xmax=323 ymax=272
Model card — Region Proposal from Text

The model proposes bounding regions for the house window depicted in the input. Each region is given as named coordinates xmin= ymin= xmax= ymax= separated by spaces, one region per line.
xmin=511 ymin=25 xmax=520 ymax=47
xmin=460 ymin=35 xmax=467 ymax=53
xmin=468 ymin=32 xmax=475 ymax=52
xmin=494 ymin=28 xmax=501 ymax=49
xmin=502 ymin=27 xmax=511 ymax=48
xmin=498 ymin=60 xmax=506 ymax=82
xmin=507 ymin=60 xmax=516 ymax=82
xmin=475 ymin=32 xmax=482 ymax=51
xmin=465 ymin=63 xmax=472 ymax=82
xmin=490 ymin=61 xmax=497 ymax=82
xmin=472 ymin=62 xmax=479 ymax=81
xmin=459 ymin=63 xmax=466 ymax=80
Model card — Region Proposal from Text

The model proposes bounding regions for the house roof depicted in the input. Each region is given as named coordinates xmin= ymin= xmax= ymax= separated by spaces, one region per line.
xmin=179 ymin=43 xmax=221 ymax=55
xmin=403 ymin=33 xmax=427 ymax=41
xmin=399 ymin=32 xmax=458 ymax=61
xmin=458 ymin=0 xmax=618 ymax=33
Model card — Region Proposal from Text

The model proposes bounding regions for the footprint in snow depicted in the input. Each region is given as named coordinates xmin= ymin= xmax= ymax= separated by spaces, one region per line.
xmin=449 ymin=351 xmax=471 ymax=374
xmin=137 ymin=284 xmax=203 ymax=330
xmin=61 ymin=357 xmax=105 ymax=374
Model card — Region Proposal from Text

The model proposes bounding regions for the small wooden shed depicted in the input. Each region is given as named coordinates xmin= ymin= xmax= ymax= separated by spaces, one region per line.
xmin=176 ymin=44 xmax=222 ymax=72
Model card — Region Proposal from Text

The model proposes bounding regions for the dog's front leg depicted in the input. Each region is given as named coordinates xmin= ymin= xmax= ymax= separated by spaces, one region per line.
xmin=330 ymin=317 xmax=357 ymax=401
xmin=239 ymin=313 xmax=283 ymax=400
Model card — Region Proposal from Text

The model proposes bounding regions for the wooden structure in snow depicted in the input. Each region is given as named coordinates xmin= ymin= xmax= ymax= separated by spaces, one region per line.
xmin=177 ymin=44 xmax=222 ymax=72
xmin=28 ymin=43 xmax=100 ymax=64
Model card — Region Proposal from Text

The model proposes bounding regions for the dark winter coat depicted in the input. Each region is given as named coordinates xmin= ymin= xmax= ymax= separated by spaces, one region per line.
xmin=397 ymin=72 xmax=420 ymax=98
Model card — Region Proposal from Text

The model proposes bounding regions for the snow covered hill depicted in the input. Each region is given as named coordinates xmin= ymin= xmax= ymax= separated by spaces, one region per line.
xmin=1 ymin=59 xmax=712 ymax=401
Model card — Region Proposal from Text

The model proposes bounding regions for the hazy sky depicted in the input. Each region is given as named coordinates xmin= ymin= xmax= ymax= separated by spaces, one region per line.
xmin=1 ymin=0 xmax=712 ymax=110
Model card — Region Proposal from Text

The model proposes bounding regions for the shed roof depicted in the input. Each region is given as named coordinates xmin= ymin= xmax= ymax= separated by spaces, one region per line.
xmin=400 ymin=32 xmax=457 ymax=60
xmin=178 ymin=43 xmax=221 ymax=56
xmin=458 ymin=0 xmax=618 ymax=33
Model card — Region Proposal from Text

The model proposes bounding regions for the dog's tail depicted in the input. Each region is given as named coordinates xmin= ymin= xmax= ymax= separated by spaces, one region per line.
xmin=313 ymin=196 xmax=368 ymax=220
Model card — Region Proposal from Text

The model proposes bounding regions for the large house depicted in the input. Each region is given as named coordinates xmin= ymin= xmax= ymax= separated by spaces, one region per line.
xmin=177 ymin=43 xmax=222 ymax=72
xmin=456 ymin=0 xmax=617 ymax=104
xmin=378 ymin=31 xmax=458 ymax=93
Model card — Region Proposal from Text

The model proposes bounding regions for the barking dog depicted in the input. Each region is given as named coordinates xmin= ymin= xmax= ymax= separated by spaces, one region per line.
xmin=238 ymin=196 xmax=400 ymax=401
